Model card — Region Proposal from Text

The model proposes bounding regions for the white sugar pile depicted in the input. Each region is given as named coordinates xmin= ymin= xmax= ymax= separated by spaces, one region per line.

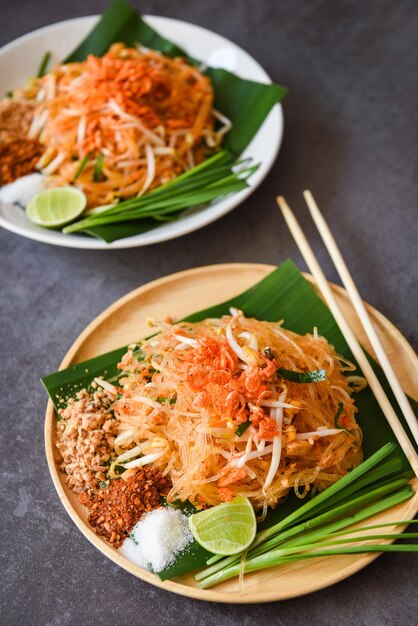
xmin=118 ymin=536 xmax=150 ymax=571
xmin=119 ymin=507 xmax=193 ymax=572
xmin=0 ymin=173 xmax=46 ymax=205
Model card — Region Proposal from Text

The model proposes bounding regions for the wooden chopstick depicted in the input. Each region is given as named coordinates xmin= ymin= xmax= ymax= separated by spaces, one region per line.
xmin=303 ymin=189 xmax=418 ymax=447
xmin=277 ymin=195 xmax=418 ymax=477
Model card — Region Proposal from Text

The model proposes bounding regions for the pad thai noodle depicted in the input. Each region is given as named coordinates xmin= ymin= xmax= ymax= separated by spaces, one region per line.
xmin=9 ymin=44 xmax=226 ymax=206
xmin=96 ymin=310 xmax=363 ymax=512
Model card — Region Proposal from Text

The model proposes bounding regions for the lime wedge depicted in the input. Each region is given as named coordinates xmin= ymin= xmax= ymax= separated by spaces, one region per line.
xmin=26 ymin=187 xmax=87 ymax=228
xmin=188 ymin=496 xmax=256 ymax=555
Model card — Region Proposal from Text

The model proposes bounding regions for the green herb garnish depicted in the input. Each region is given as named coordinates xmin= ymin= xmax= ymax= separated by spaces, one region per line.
xmin=333 ymin=402 xmax=350 ymax=433
xmin=131 ymin=346 xmax=145 ymax=361
xmin=156 ymin=397 xmax=176 ymax=405
xmin=235 ymin=421 xmax=251 ymax=437
xmin=93 ymin=154 xmax=105 ymax=181
xmin=36 ymin=51 xmax=52 ymax=78
xmin=63 ymin=152 xmax=257 ymax=236
xmin=130 ymin=532 xmax=139 ymax=545
xmin=165 ymin=499 xmax=199 ymax=516
xmin=74 ymin=153 xmax=92 ymax=180
xmin=194 ymin=443 xmax=417 ymax=588
xmin=276 ymin=368 xmax=326 ymax=383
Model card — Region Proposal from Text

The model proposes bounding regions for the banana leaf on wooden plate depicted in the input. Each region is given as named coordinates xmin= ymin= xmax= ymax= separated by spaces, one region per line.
xmin=41 ymin=260 xmax=418 ymax=579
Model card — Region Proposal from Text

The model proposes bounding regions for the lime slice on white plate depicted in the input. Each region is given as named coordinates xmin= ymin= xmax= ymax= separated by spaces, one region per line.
xmin=26 ymin=187 xmax=87 ymax=229
xmin=188 ymin=496 xmax=256 ymax=555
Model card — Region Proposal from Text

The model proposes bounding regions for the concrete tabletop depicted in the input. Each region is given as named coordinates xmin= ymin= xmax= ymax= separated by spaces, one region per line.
xmin=1 ymin=1 xmax=417 ymax=624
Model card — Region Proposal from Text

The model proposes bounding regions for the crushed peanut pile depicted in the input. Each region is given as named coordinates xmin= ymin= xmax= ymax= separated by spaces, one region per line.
xmin=0 ymin=99 xmax=36 ymax=143
xmin=56 ymin=387 xmax=119 ymax=495
xmin=0 ymin=139 xmax=43 ymax=185
xmin=0 ymin=100 xmax=42 ymax=184
xmin=81 ymin=467 xmax=172 ymax=547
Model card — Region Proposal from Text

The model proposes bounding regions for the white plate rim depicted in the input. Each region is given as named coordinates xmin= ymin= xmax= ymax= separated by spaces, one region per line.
xmin=0 ymin=15 xmax=283 ymax=249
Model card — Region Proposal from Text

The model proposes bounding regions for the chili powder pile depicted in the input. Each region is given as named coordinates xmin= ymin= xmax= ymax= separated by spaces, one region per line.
xmin=80 ymin=467 xmax=171 ymax=547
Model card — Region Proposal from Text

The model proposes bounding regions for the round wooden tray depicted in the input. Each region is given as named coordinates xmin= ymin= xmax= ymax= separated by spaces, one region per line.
xmin=44 ymin=263 xmax=418 ymax=603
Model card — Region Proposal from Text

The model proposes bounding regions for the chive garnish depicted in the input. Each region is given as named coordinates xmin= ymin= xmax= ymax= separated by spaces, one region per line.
xmin=63 ymin=151 xmax=259 ymax=235
xmin=74 ymin=153 xmax=92 ymax=180
xmin=156 ymin=397 xmax=176 ymax=405
xmin=235 ymin=421 xmax=251 ymax=437
xmin=130 ymin=532 xmax=139 ymax=545
xmin=93 ymin=154 xmax=105 ymax=181
xmin=194 ymin=443 xmax=417 ymax=588
xmin=131 ymin=346 xmax=145 ymax=361
xmin=36 ymin=51 xmax=52 ymax=78
xmin=276 ymin=368 xmax=327 ymax=383
xmin=333 ymin=402 xmax=349 ymax=432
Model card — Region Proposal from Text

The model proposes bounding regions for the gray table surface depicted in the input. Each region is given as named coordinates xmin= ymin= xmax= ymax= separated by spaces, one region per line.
xmin=1 ymin=1 xmax=417 ymax=625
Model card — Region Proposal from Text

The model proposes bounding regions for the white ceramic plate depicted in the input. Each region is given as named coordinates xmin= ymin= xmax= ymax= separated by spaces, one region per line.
xmin=0 ymin=15 xmax=283 ymax=249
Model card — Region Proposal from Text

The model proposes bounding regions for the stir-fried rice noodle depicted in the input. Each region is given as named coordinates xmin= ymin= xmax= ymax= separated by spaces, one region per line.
xmin=12 ymin=44 xmax=222 ymax=207
xmin=112 ymin=311 xmax=363 ymax=510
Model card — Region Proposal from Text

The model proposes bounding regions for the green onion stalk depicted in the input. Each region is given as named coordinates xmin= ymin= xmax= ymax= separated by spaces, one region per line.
xmin=64 ymin=151 xmax=258 ymax=234
xmin=195 ymin=443 xmax=417 ymax=588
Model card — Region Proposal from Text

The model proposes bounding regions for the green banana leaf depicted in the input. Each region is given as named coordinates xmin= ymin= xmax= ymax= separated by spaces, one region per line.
xmin=64 ymin=0 xmax=286 ymax=157
xmin=65 ymin=0 xmax=185 ymax=64
xmin=81 ymin=219 xmax=160 ymax=243
xmin=61 ymin=0 xmax=287 ymax=242
xmin=41 ymin=260 xmax=418 ymax=578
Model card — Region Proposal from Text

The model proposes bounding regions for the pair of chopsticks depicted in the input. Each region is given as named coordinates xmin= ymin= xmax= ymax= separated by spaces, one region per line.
xmin=277 ymin=191 xmax=418 ymax=478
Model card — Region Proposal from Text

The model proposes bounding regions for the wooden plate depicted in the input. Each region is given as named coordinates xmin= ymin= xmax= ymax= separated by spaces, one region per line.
xmin=44 ymin=263 xmax=418 ymax=603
